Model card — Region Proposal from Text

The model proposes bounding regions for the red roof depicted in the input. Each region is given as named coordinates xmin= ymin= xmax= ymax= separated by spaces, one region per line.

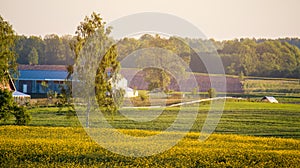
xmin=18 ymin=64 xmax=68 ymax=71
xmin=120 ymin=69 xmax=243 ymax=93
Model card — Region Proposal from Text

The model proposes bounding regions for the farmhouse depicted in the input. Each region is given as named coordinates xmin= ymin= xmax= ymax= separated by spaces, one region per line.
xmin=109 ymin=74 xmax=138 ymax=98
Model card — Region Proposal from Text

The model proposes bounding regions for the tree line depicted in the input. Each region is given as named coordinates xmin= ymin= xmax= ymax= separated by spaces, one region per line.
xmin=15 ymin=34 xmax=75 ymax=65
xmin=219 ymin=38 xmax=300 ymax=78
xmin=10 ymin=24 xmax=300 ymax=79
xmin=117 ymin=36 xmax=300 ymax=78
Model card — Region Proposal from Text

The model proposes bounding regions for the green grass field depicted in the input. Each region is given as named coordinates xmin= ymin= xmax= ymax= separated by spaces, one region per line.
xmin=1 ymin=101 xmax=300 ymax=167
xmin=242 ymin=77 xmax=300 ymax=97
xmin=18 ymin=101 xmax=300 ymax=138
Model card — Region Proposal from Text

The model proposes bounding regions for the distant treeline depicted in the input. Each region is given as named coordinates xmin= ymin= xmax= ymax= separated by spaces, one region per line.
xmin=14 ymin=34 xmax=300 ymax=78
xmin=219 ymin=38 xmax=300 ymax=78
xmin=15 ymin=34 xmax=75 ymax=65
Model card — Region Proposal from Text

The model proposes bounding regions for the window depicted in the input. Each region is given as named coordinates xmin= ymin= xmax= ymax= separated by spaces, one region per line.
xmin=23 ymin=84 xmax=27 ymax=93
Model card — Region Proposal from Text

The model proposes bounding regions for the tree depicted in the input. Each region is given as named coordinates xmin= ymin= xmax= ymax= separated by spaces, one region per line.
xmin=15 ymin=35 xmax=45 ymax=65
xmin=191 ymin=87 xmax=198 ymax=96
xmin=70 ymin=12 xmax=121 ymax=126
xmin=41 ymin=81 xmax=48 ymax=93
xmin=0 ymin=16 xmax=30 ymax=125
xmin=239 ymin=71 xmax=245 ymax=81
xmin=44 ymin=34 xmax=64 ymax=64
xmin=95 ymin=45 xmax=123 ymax=115
xmin=218 ymin=38 xmax=300 ymax=78
xmin=28 ymin=47 xmax=39 ymax=65
xmin=136 ymin=34 xmax=189 ymax=92
xmin=61 ymin=35 xmax=75 ymax=65
xmin=0 ymin=15 xmax=17 ymax=83
xmin=14 ymin=35 xmax=29 ymax=64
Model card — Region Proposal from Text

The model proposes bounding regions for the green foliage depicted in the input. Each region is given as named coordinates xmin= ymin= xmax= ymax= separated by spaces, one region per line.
xmin=208 ymin=88 xmax=216 ymax=98
xmin=15 ymin=35 xmax=45 ymax=64
xmin=12 ymin=106 xmax=31 ymax=125
xmin=134 ymin=35 xmax=189 ymax=92
xmin=2 ymin=15 xmax=299 ymax=79
xmin=143 ymin=68 xmax=171 ymax=92
xmin=239 ymin=71 xmax=245 ymax=81
xmin=41 ymin=81 xmax=48 ymax=92
xmin=117 ymin=34 xmax=190 ymax=92
xmin=28 ymin=47 xmax=38 ymax=65
xmin=138 ymin=90 xmax=149 ymax=101
xmin=95 ymin=45 xmax=123 ymax=114
xmin=0 ymin=15 xmax=17 ymax=81
xmin=0 ymin=89 xmax=15 ymax=121
xmin=219 ymin=38 xmax=300 ymax=78
xmin=9 ymin=26 xmax=300 ymax=79
xmin=69 ymin=12 xmax=122 ymax=125
xmin=0 ymin=89 xmax=30 ymax=125
xmin=113 ymin=88 xmax=125 ymax=108
xmin=70 ymin=12 xmax=110 ymax=62
xmin=44 ymin=34 xmax=65 ymax=64
xmin=116 ymin=36 xmax=300 ymax=79
xmin=56 ymin=83 xmax=75 ymax=117
xmin=15 ymin=35 xmax=74 ymax=65
xmin=191 ymin=87 xmax=198 ymax=95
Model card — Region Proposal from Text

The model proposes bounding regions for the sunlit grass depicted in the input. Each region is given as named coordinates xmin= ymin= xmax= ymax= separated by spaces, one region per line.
xmin=1 ymin=101 xmax=293 ymax=138
xmin=0 ymin=126 xmax=299 ymax=167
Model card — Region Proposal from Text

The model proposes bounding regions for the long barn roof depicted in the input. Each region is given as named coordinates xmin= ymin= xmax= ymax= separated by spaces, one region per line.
xmin=18 ymin=70 xmax=68 ymax=81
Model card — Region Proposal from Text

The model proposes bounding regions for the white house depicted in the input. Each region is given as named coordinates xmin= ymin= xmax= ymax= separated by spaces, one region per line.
xmin=111 ymin=75 xmax=138 ymax=98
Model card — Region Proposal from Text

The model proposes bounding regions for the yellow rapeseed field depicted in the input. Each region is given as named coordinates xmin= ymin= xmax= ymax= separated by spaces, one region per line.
xmin=0 ymin=126 xmax=299 ymax=167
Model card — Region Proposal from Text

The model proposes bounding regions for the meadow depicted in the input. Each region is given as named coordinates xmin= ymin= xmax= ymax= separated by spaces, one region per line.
xmin=0 ymin=101 xmax=300 ymax=167
xmin=1 ymin=126 xmax=299 ymax=167
xmin=21 ymin=101 xmax=300 ymax=138
xmin=242 ymin=77 xmax=300 ymax=98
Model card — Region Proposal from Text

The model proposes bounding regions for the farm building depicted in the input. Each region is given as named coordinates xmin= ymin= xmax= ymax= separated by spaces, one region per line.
xmin=16 ymin=65 xmax=138 ymax=98
xmin=109 ymin=74 xmax=138 ymax=98
xmin=15 ymin=65 xmax=68 ymax=98
xmin=124 ymin=87 xmax=138 ymax=98
xmin=261 ymin=96 xmax=279 ymax=103
xmin=12 ymin=90 xmax=31 ymax=105
xmin=15 ymin=65 xmax=243 ymax=98
xmin=120 ymin=69 xmax=243 ymax=93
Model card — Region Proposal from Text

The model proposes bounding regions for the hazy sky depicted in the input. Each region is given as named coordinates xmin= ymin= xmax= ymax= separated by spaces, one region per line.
xmin=1 ymin=0 xmax=299 ymax=40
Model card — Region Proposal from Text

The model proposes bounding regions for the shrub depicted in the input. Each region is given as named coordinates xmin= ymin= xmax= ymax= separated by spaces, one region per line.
xmin=139 ymin=91 xmax=148 ymax=101
xmin=12 ymin=106 xmax=31 ymax=125
xmin=0 ymin=89 xmax=31 ymax=125
xmin=208 ymin=88 xmax=216 ymax=98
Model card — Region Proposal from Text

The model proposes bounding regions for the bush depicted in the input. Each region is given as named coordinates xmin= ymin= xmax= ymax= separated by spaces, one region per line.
xmin=0 ymin=89 xmax=31 ymax=125
xmin=139 ymin=91 xmax=148 ymax=101
xmin=12 ymin=106 xmax=31 ymax=125
xmin=208 ymin=88 xmax=216 ymax=98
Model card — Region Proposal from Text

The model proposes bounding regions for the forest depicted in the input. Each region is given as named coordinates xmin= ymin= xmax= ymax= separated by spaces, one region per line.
xmin=14 ymin=34 xmax=300 ymax=78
